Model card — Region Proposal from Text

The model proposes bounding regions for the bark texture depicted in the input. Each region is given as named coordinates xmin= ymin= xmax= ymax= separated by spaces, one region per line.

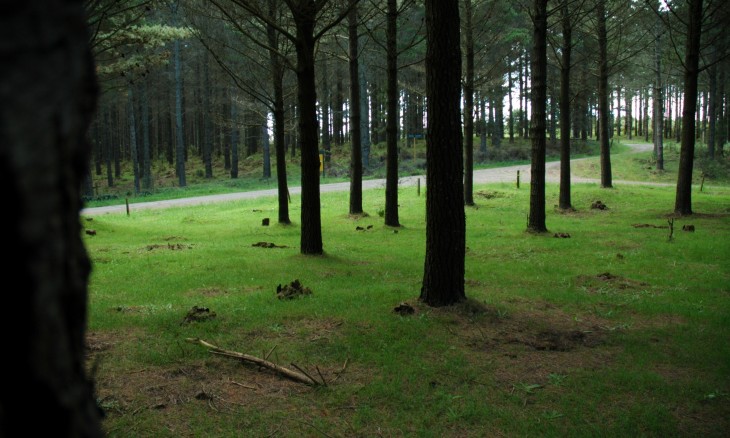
xmin=420 ymin=0 xmax=465 ymax=307
xmin=674 ymin=0 xmax=704 ymax=215
xmin=528 ymin=0 xmax=548 ymax=232
xmin=0 ymin=1 xmax=103 ymax=435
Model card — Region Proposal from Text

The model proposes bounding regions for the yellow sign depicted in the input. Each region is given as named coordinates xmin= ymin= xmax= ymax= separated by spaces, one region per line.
xmin=319 ymin=154 xmax=324 ymax=172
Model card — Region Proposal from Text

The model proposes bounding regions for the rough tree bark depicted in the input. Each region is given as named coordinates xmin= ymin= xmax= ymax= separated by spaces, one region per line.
xmin=528 ymin=0 xmax=548 ymax=232
xmin=349 ymin=1 xmax=363 ymax=215
xmin=558 ymin=0 xmax=573 ymax=211
xmin=384 ymin=0 xmax=400 ymax=227
xmin=0 ymin=1 xmax=103 ymax=435
xmin=420 ymin=0 xmax=465 ymax=307
xmin=674 ymin=0 xmax=704 ymax=216
xmin=597 ymin=0 xmax=613 ymax=188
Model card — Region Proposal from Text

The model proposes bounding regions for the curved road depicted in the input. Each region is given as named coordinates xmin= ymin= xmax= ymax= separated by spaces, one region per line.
xmin=82 ymin=143 xmax=663 ymax=216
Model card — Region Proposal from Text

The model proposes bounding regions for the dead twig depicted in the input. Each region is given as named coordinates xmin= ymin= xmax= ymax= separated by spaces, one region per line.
xmin=290 ymin=362 xmax=320 ymax=387
xmin=315 ymin=365 xmax=328 ymax=387
xmin=227 ymin=378 xmax=257 ymax=390
xmin=331 ymin=358 xmax=349 ymax=383
xmin=185 ymin=338 xmax=319 ymax=386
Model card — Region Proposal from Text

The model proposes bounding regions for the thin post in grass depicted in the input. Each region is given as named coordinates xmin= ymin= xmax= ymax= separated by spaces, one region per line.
xmin=125 ymin=196 xmax=130 ymax=216
xmin=417 ymin=178 xmax=420 ymax=196
xmin=517 ymin=170 xmax=520 ymax=189
xmin=700 ymin=172 xmax=705 ymax=192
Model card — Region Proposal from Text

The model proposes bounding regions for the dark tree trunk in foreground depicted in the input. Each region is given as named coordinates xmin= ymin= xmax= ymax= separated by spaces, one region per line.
xmin=675 ymin=0 xmax=704 ymax=216
xmin=294 ymin=3 xmax=323 ymax=254
xmin=0 ymin=1 xmax=103 ymax=435
xmin=528 ymin=0 xmax=548 ymax=233
xmin=384 ymin=0 xmax=400 ymax=227
xmin=349 ymin=2 xmax=363 ymax=215
xmin=558 ymin=0 xmax=573 ymax=211
xmin=420 ymin=0 xmax=465 ymax=307
xmin=597 ymin=0 xmax=612 ymax=188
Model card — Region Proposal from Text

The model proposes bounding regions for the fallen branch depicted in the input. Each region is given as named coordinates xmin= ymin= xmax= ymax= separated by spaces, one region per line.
xmin=185 ymin=338 xmax=319 ymax=386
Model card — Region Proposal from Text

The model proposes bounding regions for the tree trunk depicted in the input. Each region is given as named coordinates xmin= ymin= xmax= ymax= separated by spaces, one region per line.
xmin=559 ymin=0 xmax=573 ymax=211
xmin=128 ymin=86 xmax=141 ymax=194
xmin=262 ymin=123 xmax=271 ymax=178
xmin=463 ymin=0 xmax=475 ymax=206
xmin=654 ymin=6 xmax=665 ymax=170
xmin=104 ymin=108 xmax=114 ymax=187
xmin=675 ymin=0 xmax=704 ymax=216
xmin=268 ymin=0 xmax=290 ymax=224
xmin=294 ymin=2 xmax=323 ymax=254
xmin=1 ymin=1 xmax=103 ymax=434
xmin=349 ymin=2 xmax=363 ymax=215
xmin=174 ymin=35 xmax=186 ymax=187
xmin=360 ymin=64 xmax=371 ymax=169
xmin=597 ymin=0 xmax=612 ymax=188
xmin=420 ymin=0 xmax=465 ymax=307
xmin=385 ymin=0 xmax=400 ymax=227
xmin=230 ymin=90 xmax=239 ymax=178
xmin=203 ymin=51 xmax=213 ymax=179
xmin=140 ymin=81 xmax=152 ymax=190
xmin=708 ymin=62 xmax=717 ymax=158
xmin=528 ymin=0 xmax=548 ymax=232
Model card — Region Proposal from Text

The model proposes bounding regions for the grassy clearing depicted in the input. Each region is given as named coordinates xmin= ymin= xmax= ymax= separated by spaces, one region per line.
xmin=84 ymin=175 xmax=730 ymax=437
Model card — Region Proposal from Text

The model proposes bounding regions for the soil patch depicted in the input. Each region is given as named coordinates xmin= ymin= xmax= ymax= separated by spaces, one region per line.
xmin=144 ymin=243 xmax=193 ymax=251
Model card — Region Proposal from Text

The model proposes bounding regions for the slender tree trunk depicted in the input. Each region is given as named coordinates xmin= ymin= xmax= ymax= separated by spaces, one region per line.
xmin=654 ymin=7 xmax=665 ymax=170
xmin=128 ymin=86 xmax=141 ymax=194
xmin=708 ymin=62 xmax=717 ymax=158
xmin=203 ymin=52 xmax=213 ymax=178
xmin=349 ymin=2 xmax=363 ymax=215
xmin=385 ymin=0 xmax=400 ymax=227
xmin=268 ymin=0 xmax=290 ymax=224
xmin=230 ymin=90 xmax=239 ymax=178
xmin=421 ymin=0 xmax=465 ymax=307
xmin=597 ymin=0 xmax=612 ymax=188
xmin=508 ymin=68 xmax=514 ymax=143
xmin=528 ymin=0 xmax=548 ymax=232
xmin=140 ymin=81 xmax=152 ymax=190
xmin=559 ymin=0 xmax=572 ymax=211
xmin=1 ymin=1 xmax=104 ymax=434
xmin=174 ymin=35 xmax=186 ymax=187
xmin=463 ymin=0 xmax=475 ymax=206
xmin=360 ymin=64 xmax=370 ymax=169
xmin=674 ymin=0 xmax=703 ymax=216
xmin=321 ymin=57 xmax=332 ymax=161
xmin=479 ymin=95 xmax=487 ymax=158
xmin=104 ymin=109 xmax=114 ymax=187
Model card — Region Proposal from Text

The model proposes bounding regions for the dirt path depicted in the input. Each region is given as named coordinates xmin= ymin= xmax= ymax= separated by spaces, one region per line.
xmin=82 ymin=143 xmax=663 ymax=216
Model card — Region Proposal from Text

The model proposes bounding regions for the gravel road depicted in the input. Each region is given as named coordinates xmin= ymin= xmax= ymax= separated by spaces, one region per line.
xmin=82 ymin=143 xmax=664 ymax=216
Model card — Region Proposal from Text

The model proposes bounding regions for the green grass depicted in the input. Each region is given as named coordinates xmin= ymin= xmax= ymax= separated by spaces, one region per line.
xmin=84 ymin=171 xmax=730 ymax=436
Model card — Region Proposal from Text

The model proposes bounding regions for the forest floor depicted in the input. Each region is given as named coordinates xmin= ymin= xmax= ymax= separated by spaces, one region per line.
xmin=83 ymin=160 xmax=730 ymax=436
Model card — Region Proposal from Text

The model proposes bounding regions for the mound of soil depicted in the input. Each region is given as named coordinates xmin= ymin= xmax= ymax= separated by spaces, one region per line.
xmin=276 ymin=280 xmax=312 ymax=300
xmin=181 ymin=306 xmax=216 ymax=324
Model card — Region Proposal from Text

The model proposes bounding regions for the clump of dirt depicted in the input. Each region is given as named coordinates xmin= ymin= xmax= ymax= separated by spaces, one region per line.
xmin=476 ymin=190 xmax=506 ymax=199
xmin=632 ymin=223 xmax=668 ymax=229
xmin=252 ymin=242 xmax=287 ymax=248
xmin=591 ymin=200 xmax=608 ymax=210
xmin=181 ymin=306 xmax=217 ymax=325
xmin=553 ymin=232 xmax=571 ymax=238
xmin=276 ymin=280 xmax=312 ymax=300
xmin=393 ymin=302 xmax=415 ymax=316
xmin=145 ymin=243 xmax=192 ymax=251
xmin=355 ymin=225 xmax=374 ymax=231
xmin=576 ymin=272 xmax=650 ymax=294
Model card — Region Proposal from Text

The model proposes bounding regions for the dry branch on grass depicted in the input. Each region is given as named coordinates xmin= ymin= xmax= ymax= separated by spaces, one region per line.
xmin=185 ymin=338 xmax=322 ymax=386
